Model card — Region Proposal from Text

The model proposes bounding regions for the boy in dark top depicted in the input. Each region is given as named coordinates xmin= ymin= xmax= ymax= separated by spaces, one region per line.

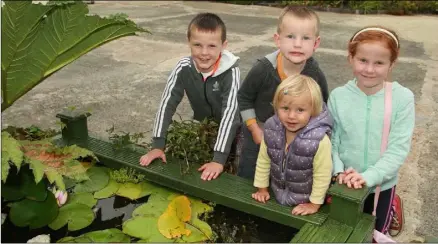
xmin=140 ymin=13 xmax=241 ymax=181
xmin=237 ymin=6 xmax=329 ymax=179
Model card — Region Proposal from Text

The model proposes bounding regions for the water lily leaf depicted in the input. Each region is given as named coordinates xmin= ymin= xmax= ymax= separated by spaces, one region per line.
xmin=188 ymin=218 xmax=213 ymax=241
xmin=93 ymin=179 xmax=120 ymax=199
xmin=158 ymin=211 xmax=191 ymax=239
xmin=74 ymin=167 xmax=109 ymax=193
xmin=67 ymin=192 xmax=97 ymax=208
xmin=168 ymin=196 xmax=191 ymax=222
xmin=49 ymin=203 xmax=94 ymax=231
xmin=123 ymin=216 xmax=169 ymax=241
xmin=9 ymin=191 xmax=58 ymax=229
xmin=116 ymin=181 xmax=153 ymax=200
xmin=177 ymin=223 xmax=210 ymax=243
xmin=1 ymin=131 xmax=24 ymax=182
xmin=58 ymin=228 xmax=130 ymax=243
xmin=132 ymin=196 xmax=170 ymax=218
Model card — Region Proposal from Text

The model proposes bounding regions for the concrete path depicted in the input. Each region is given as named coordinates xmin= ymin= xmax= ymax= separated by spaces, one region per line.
xmin=2 ymin=1 xmax=437 ymax=241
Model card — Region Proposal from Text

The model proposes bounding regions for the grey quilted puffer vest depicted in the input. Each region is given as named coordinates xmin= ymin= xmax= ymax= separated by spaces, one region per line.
xmin=264 ymin=103 xmax=333 ymax=206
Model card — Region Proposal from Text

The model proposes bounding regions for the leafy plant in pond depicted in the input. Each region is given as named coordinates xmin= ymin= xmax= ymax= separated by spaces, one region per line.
xmin=123 ymin=185 xmax=215 ymax=243
xmin=110 ymin=167 xmax=146 ymax=184
xmin=3 ymin=125 xmax=60 ymax=141
xmin=3 ymin=166 xmax=59 ymax=229
xmin=165 ymin=118 xmax=219 ymax=174
xmin=94 ymin=179 xmax=154 ymax=201
xmin=2 ymin=131 xmax=98 ymax=190
xmin=1 ymin=1 xmax=147 ymax=112
xmin=57 ymin=228 xmax=131 ymax=243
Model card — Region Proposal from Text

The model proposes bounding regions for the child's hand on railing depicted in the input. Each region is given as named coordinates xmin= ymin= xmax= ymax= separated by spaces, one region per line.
xmin=291 ymin=203 xmax=321 ymax=216
xmin=338 ymin=167 xmax=366 ymax=189
xmin=252 ymin=187 xmax=270 ymax=203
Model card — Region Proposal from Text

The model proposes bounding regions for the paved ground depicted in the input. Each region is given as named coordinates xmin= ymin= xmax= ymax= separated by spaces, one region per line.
xmin=2 ymin=1 xmax=437 ymax=241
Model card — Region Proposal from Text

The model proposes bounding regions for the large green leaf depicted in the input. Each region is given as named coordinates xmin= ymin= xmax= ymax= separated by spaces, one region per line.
xmin=74 ymin=167 xmax=110 ymax=193
xmin=58 ymin=228 xmax=131 ymax=243
xmin=45 ymin=169 xmax=66 ymax=191
xmin=9 ymin=191 xmax=58 ymax=229
xmin=66 ymin=192 xmax=97 ymax=208
xmin=1 ymin=166 xmax=47 ymax=202
xmin=1 ymin=131 xmax=24 ymax=182
xmin=1 ymin=1 xmax=146 ymax=111
xmin=25 ymin=157 xmax=45 ymax=184
xmin=48 ymin=203 xmax=94 ymax=231
xmin=93 ymin=178 xmax=120 ymax=199
xmin=123 ymin=216 xmax=170 ymax=242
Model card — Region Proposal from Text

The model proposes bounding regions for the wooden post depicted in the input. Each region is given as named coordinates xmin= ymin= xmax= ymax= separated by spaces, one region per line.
xmin=56 ymin=109 xmax=91 ymax=146
xmin=327 ymin=183 xmax=371 ymax=227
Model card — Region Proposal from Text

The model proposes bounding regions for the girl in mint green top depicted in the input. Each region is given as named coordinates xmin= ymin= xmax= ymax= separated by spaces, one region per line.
xmin=328 ymin=26 xmax=415 ymax=234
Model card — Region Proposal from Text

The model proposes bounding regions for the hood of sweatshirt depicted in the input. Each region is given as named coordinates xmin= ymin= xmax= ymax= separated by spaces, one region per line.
xmin=212 ymin=50 xmax=240 ymax=77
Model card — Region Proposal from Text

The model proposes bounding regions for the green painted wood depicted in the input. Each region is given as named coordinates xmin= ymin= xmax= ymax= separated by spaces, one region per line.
xmin=328 ymin=183 xmax=371 ymax=227
xmin=291 ymin=219 xmax=353 ymax=243
xmin=81 ymin=137 xmax=328 ymax=229
xmin=346 ymin=214 xmax=374 ymax=243
xmin=56 ymin=109 xmax=91 ymax=145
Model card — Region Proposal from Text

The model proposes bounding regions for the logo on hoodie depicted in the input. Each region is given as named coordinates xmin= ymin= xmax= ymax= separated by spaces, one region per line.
xmin=212 ymin=81 xmax=220 ymax=92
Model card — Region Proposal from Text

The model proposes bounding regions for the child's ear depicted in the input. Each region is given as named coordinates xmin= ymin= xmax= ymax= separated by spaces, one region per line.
xmin=274 ymin=33 xmax=280 ymax=48
xmin=313 ymin=36 xmax=321 ymax=50
xmin=222 ymin=40 xmax=228 ymax=51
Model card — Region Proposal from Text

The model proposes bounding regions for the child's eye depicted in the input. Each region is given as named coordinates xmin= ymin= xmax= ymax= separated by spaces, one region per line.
xmin=281 ymin=107 xmax=289 ymax=111
xmin=376 ymin=61 xmax=384 ymax=65
xmin=193 ymin=43 xmax=201 ymax=47
xmin=303 ymin=36 xmax=310 ymax=40
xmin=209 ymin=45 xmax=217 ymax=48
xmin=298 ymin=108 xmax=305 ymax=112
xmin=359 ymin=58 xmax=367 ymax=63
xmin=287 ymin=34 xmax=295 ymax=39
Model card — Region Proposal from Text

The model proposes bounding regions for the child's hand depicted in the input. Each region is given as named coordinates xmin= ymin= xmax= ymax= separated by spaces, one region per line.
xmin=252 ymin=188 xmax=270 ymax=203
xmin=291 ymin=203 xmax=321 ymax=216
xmin=343 ymin=168 xmax=366 ymax=189
xmin=198 ymin=162 xmax=224 ymax=181
xmin=336 ymin=172 xmax=347 ymax=184
xmin=248 ymin=123 xmax=263 ymax=145
xmin=139 ymin=149 xmax=166 ymax=166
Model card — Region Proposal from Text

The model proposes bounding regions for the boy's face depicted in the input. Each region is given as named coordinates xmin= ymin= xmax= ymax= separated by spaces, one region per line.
xmin=274 ymin=14 xmax=320 ymax=65
xmin=188 ymin=27 xmax=227 ymax=73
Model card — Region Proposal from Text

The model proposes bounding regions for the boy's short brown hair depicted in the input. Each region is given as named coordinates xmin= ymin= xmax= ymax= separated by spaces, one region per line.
xmin=187 ymin=13 xmax=227 ymax=43
xmin=277 ymin=5 xmax=320 ymax=36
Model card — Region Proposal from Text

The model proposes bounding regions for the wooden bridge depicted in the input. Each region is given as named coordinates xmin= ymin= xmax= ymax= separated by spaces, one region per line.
xmin=56 ymin=109 xmax=375 ymax=243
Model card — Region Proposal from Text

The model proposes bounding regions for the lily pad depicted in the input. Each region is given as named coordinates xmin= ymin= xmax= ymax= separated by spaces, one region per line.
xmin=93 ymin=179 xmax=120 ymax=199
xmin=49 ymin=203 xmax=94 ymax=231
xmin=123 ymin=216 xmax=169 ymax=242
xmin=158 ymin=211 xmax=191 ymax=239
xmin=74 ymin=167 xmax=109 ymax=193
xmin=116 ymin=182 xmax=153 ymax=200
xmin=168 ymin=196 xmax=191 ymax=222
xmin=132 ymin=195 xmax=171 ymax=218
xmin=58 ymin=228 xmax=130 ymax=243
xmin=2 ymin=168 xmax=47 ymax=202
xmin=177 ymin=223 xmax=211 ymax=243
xmin=67 ymin=192 xmax=97 ymax=208
xmin=9 ymin=191 xmax=58 ymax=229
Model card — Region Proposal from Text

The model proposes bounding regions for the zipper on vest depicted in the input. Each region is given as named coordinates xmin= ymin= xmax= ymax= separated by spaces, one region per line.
xmin=363 ymin=97 xmax=371 ymax=171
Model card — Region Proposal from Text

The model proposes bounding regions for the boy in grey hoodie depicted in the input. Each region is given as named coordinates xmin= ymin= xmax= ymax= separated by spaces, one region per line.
xmin=237 ymin=6 xmax=329 ymax=179
xmin=139 ymin=13 xmax=241 ymax=181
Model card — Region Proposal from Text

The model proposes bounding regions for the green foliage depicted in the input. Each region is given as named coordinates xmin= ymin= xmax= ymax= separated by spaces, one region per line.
xmin=166 ymin=118 xmax=219 ymax=174
xmin=9 ymin=189 xmax=58 ymax=229
xmin=110 ymin=167 xmax=146 ymax=184
xmin=48 ymin=202 xmax=95 ymax=231
xmin=1 ymin=131 xmax=24 ymax=182
xmin=1 ymin=1 xmax=147 ymax=112
xmin=67 ymin=192 xmax=97 ymax=208
xmin=106 ymin=125 xmax=151 ymax=150
xmin=1 ymin=166 xmax=47 ymax=201
xmin=74 ymin=166 xmax=110 ymax=193
xmin=57 ymin=228 xmax=131 ymax=243
xmin=3 ymin=125 xmax=59 ymax=141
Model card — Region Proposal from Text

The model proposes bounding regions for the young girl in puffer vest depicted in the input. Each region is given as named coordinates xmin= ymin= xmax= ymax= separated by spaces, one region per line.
xmin=252 ymin=74 xmax=333 ymax=216
xmin=328 ymin=26 xmax=415 ymax=236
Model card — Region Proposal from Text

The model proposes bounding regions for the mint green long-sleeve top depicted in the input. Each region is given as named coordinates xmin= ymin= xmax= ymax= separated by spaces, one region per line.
xmin=328 ymin=79 xmax=415 ymax=192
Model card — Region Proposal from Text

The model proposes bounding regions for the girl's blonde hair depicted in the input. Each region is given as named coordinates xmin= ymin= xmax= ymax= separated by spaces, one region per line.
xmin=273 ymin=74 xmax=323 ymax=116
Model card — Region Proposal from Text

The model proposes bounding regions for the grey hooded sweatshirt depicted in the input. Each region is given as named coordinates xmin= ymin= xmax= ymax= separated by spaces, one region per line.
xmin=151 ymin=50 xmax=241 ymax=165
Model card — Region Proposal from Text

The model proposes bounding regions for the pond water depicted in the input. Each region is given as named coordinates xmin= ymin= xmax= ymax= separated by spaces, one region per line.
xmin=2 ymin=193 xmax=297 ymax=243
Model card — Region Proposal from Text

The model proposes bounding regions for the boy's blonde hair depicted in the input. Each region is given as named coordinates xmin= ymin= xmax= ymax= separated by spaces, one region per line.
xmin=273 ymin=74 xmax=323 ymax=116
xmin=277 ymin=5 xmax=320 ymax=36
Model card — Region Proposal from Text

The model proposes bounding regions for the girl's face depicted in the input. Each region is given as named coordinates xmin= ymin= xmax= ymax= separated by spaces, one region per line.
xmin=349 ymin=41 xmax=394 ymax=95
xmin=277 ymin=91 xmax=313 ymax=133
